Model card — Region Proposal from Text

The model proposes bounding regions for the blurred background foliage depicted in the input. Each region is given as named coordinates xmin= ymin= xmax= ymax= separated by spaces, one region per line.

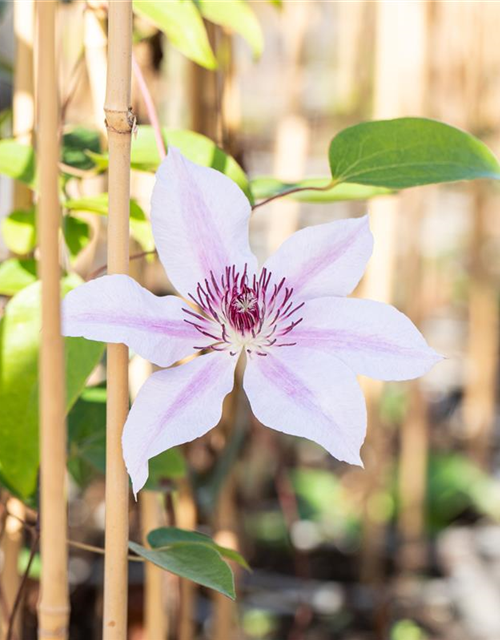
xmin=1 ymin=1 xmax=500 ymax=639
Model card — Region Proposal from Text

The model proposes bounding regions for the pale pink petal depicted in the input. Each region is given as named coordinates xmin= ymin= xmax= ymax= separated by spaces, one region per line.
xmin=151 ymin=147 xmax=258 ymax=298
xmin=123 ymin=352 xmax=237 ymax=495
xmin=63 ymin=274 xmax=199 ymax=367
xmin=294 ymin=297 xmax=442 ymax=381
xmin=262 ymin=215 xmax=373 ymax=300
xmin=244 ymin=347 xmax=366 ymax=465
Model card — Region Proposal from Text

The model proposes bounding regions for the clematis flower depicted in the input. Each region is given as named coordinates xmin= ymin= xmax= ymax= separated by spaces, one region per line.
xmin=63 ymin=148 xmax=442 ymax=496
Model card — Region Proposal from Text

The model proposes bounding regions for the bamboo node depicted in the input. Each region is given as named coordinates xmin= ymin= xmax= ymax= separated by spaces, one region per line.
xmin=38 ymin=604 xmax=71 ymax=615
xmin=104 ymin=106 xmax=136 ymax=135
xmin=38 ymin=628 xmax=68 ymax=639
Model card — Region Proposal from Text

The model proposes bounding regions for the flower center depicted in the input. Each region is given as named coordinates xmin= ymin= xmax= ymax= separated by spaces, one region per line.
xmin=183 ymin=265 xmax=304 ymax=357
xmin=228 ymin=287 xmax=260 ymax=333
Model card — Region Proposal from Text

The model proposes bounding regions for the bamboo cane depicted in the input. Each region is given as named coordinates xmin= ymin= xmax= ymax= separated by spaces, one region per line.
xmin=1 ymin=4 xmax=36 ymax=638
xmin=211 ymin=372 xmax=243 ymax=640
xmin=13 ymin=0 xmax=34 ymax=210
xmin=0 ymin=499 xmax=23 ymax=640
xmin=358 ymin=0 xmax=400 ymax=587
xmin=140 ymin=490 xmax=168 ymax=640
xmin=177 ymin=479 xmax=197 ymax=640
xmin=36 ymin=2 xmax=70 ymax=639
xmin=84 ymin=6 xmax=108 ymax=139
xmin=130 ymin=353 xmax=169 ymax=639
xmin=394 ymin=1 xmax=431 ymax=574
xmin=462 ymin=5 xmax=499 ymax=469
xmin=102 ymin=2 xmax=133 ymax=638
xmin=266 ymin=1 xmax=310 ymax=254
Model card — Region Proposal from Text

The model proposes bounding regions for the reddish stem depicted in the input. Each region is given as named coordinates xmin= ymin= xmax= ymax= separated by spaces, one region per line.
xmin=251 ymin=181 xmax=337 ymax=211
xmin=132 ymin=54 xmax=166 ymax=160
xmin=86 ymin=249 xmax=157 ymax=281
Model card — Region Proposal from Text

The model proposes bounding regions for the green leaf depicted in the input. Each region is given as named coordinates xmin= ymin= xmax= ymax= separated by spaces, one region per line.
xmin=68 ymin=386 xmax=185 ymax=488
xmin=68 ymin=385 xmax=107 ymax=487
xmin=63 ymin=216 xmax=91 ymax=259
xmin=0 ymin=108 xmax=12 ymax=130
xmin=129 ymin=540 xmax=236 ymax=599
xmin=0 ymin=140 xmax=35 ymax=187
xmin=89 ymin=127 xmax=252 ymax=202
xmin=133 ymin=0 xmax=217 ymax=70
xmin=329 ymin=117 xmax=500 ymax=189
xmin=148 ymin=526 xmax=249 ymax=570
xmin=145 ymin=449 xmax=186 ymax=489
xmin=250 ymin=177 xmax=393 ymax=203
xmin=198 ymin=0 xmax=263 ymax=58
xmin=64 ymin=194 xmax=154 ymax=253
xmin=62 ymin=126 xmax=101 ymax=171
xmin=0 ymin=277 xmax=104 ymax=500
xmin=0 ymin=258 xmax=37 ymax=296
xmin=1 ymin=208 xmax=36 ymax=255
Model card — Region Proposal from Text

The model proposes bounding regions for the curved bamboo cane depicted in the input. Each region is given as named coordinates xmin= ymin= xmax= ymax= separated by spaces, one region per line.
xmin=36 ymin=1 xmax=70 ymax=639
xmin=102 ymin=2 xmax=134 ymax=638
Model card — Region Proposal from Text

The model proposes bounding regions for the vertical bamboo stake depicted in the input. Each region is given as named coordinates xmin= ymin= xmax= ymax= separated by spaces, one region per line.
xmin=462 ymin=5 xmax=499 ymax=469
xmin=140 ymin=491 xmax=168 ymax=640
xmin=1 ymin=4 xmax=36 ymax=637
xmin=13 ymin=0 xmax=35 ymax=210
xmin=36 ymin=2 xmax=70 ymax=639
xmin=177 ymin=480 xmax=197 ymax=640
xmin=84 ymin=6 xmax=108 ymax=139
xmin=0 ymin=499 xmax=24 ymax=640
xmin=211 ymin=388 xmax=241 ymax=640
xmin=103 ymin=2 xmax=133 ymax=638
xmin=266 ymin=1 xmax=310 ymax=254
xmin=395 ymin=1 xmax=430 ymax=574
xmin=212 ymin=480 xmax=240 ymax=640
xmin=358 ymin=0 xmax=400 ymax=586
xmin=130 ymin=357 xmax=169 ymax=639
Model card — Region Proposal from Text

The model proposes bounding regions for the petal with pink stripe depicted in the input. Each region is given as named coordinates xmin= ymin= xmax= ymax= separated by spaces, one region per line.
xmin=151 ymin=147 xmax=258 ymax=298
xmin=63 ymin=274 xmax=199 ymax=367
xmin=243 ymin=347 xmax=366 ymax=465
xmin=294 ymin=297 xmax=443 ymax=381
xmin=262 ymin=215 xmax=373 ymax=300
xmin=123 ymin=352 xmax=237 ymax=496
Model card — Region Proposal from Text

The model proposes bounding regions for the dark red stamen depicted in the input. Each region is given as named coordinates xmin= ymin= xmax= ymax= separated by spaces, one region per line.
xmin=183 ymin=264 xmax=304 ymax=354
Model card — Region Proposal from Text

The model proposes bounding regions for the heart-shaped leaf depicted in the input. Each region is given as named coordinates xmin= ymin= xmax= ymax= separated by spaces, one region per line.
xmin=129 ymin=540 xmax=236 ymax=599
xmin=88 ymin=127 xmax=252 ymax=202
xmin=198 ymin=0 xmax=263 ymax=58
xmin=1 ymin=208 xmax=36 ymax=255
xmin=133 ymin=0 xmax=217 ymax=69
xmin=329 ymin=118 xmax=500 ymax=189
xmin=0 ymin=258 xmax=37 ymax=296
xmin=0 ymin=140 xmax=35 ymax=187
xmin=0 ymin=277 xmax=104 ymax=500
xmin=64 ymin=194 xmax=154 ymax=253
xmin=148 ymin=527 xmax=249 ymax=570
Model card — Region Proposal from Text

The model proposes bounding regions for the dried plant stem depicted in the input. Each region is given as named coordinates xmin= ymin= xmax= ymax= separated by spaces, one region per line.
xmin=102 ymin=2 xmax=133 ymax=638
xmin=36 ymin=2 xmax=70 ymax=639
